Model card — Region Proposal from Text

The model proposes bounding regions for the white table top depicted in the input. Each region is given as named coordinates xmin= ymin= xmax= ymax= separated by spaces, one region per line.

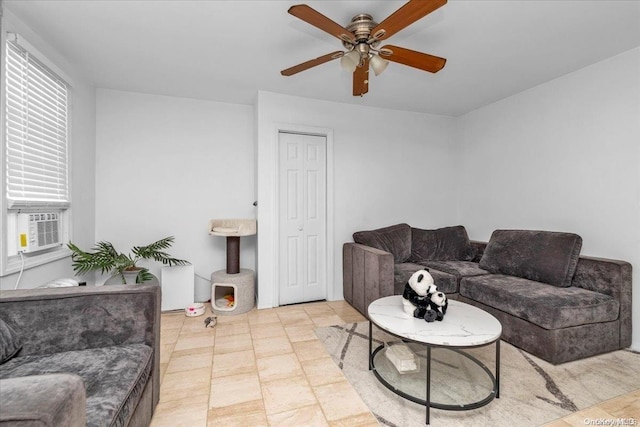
xmin=368 ymin=295 xmax=502 ymax=347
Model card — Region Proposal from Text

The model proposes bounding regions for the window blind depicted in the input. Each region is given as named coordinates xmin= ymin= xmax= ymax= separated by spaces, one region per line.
xmin=4 ymin=38 xmax=69 ymax=208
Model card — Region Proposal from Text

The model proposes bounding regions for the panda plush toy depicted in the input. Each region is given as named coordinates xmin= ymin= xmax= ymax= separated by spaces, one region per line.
xmin=402 ymin=269 xmax=436 ymax=318
xmin=424 ymin=290 xmax=448 ymax=322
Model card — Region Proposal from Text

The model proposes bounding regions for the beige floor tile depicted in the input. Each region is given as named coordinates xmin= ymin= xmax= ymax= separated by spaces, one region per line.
xmin=338 ymin=313 xmax=367 ymax=324
xmin=256 ymin=352 xmax=304 ymax=382
xmin=253 ymin=336 xmax=293 ymax=358
xmin=277 ymin=310 xmax=314 ymax=326
xmin=301 ymin=357 xmax=346 ymax=387
xmin=599 ymin=389 xmax=640 ymax=418
xmin=250 ymin=322 xmax=287 ymax=340
xmin=160 ymin=367 xmax=211 ymax=403
xmin=160 ymin=328 xmax=180 ymax=346
xmin=173 ymin=330 xmax=215 ymax=352
xmin=150 ymin=394 xmax=208 ymax=427
xmin=312 ymin=315 xmax=345 ymax=327
xmin=247 ymin=308 xmax=281 ymax=325
xmin=261 ymin=375 xmax=318 ymax=415
xmin=208 ymin=410 xmax=268 ymax=427
xmin=213 ymin=332 xmax=253 ymax=354
xmin=160 ymin=343 xmax=176 ymax=364
xmin=180 ymin=316 xmax=213 ymax=334
xmin=212 ymin=349 xmax=256 ymax=378
xmin=210 ymin=372 xmax=263 ymax=408
xmin=166 ymin=350 xmax=213 ymax=374
xmin=267 ymin=404 xmax=330 ymax=427
xmin=303 ymin=304 xmax=335 ymax=317
xmin=161 ymin=313 xmax=185 ymax=330
xmin=216 ymin=312 xmax=249 ymax=324
xmin=207 ymin=399 xmax=264 ymax=420
xmin=293 ymin=339 xmax=331 ymax=362
xmin=214 ymin=321 xmax=251 ymax=337
xmin=313 ymin=380 xmax=371 ymax=421
xmin=328 ymin=412 xmax=379 ymax=427
xmin=285 ymin=325 xmax=319 ymax=343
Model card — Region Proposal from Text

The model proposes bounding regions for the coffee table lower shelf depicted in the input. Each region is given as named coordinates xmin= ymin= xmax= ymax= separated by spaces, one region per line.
xmin=369 ymin=324 xmax=500 ymax=425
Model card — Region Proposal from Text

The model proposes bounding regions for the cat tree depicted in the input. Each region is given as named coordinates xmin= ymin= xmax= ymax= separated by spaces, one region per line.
xmin=208 ymin=219 xmax=256 ymax=315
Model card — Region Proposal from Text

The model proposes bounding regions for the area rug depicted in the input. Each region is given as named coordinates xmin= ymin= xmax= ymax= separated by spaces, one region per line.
xmin=315 ymin=322 xmax=640 ymax=427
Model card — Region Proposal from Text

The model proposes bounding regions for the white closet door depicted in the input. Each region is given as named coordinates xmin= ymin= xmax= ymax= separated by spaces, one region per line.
xmin=278 ymin=132 xmax=327 ymax=305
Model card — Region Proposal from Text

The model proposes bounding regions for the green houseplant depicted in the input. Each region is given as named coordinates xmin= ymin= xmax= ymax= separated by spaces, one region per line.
xmin=68 ymin=236 xmax=190 ymax=284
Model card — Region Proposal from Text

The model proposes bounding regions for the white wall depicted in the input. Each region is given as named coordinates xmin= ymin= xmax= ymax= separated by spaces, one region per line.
xmin=456 ymin=47 xmax=640 ymax=350
xmin=95 ymin=89 xmax=254 ymax=301
xmin=256 ymin=91 xmax=457 ymax=308
xmin=0 ymin=7 xmax=96 ymax=290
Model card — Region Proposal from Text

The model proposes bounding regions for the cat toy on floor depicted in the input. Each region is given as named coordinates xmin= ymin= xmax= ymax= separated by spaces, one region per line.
xmin=204 ymin=316 xmax=217 ymax=328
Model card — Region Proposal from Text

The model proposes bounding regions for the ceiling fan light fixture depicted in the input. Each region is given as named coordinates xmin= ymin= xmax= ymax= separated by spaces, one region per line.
xmin=340 ymin=49 xmax=360 ymax=72
xmin=370 ymin=53 xmax=389 ymax=76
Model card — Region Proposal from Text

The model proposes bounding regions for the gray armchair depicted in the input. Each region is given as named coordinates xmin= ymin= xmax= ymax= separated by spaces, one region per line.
xmin=0 ymin=284 xmax=161 ymax=427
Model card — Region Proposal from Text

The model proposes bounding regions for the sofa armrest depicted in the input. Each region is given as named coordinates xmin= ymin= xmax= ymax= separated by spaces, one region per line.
xmin=343 ymin=243 xmax=394 ymax=318
xmin=0 ymin=284 xmax=161 ymax=407
xmin=0 ymin=374 xmax=86 ymax=426
xmin=572 ymin=256 xmax=633 ymax=348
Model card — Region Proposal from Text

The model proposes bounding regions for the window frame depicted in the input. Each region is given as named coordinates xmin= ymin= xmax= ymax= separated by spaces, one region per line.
xmin=1 ymin=31 xmax=73 ymax=277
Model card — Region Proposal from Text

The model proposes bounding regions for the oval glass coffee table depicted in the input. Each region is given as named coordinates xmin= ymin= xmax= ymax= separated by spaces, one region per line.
xmin=368 ymin=295 xmax=502 ymax=426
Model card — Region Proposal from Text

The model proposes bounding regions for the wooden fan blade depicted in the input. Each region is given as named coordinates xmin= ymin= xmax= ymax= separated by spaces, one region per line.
xmin=372 ymin=0 xmax=447 ymax=41
xmin=353 ymin=58 xmax=370 ymax=97
xmin=380 ymin=45 xmax=446 ymax=73
xmin=281 ymin=51 xmax=344 ymax=76
xmin=288 ymin=4 xmax=355 ymax=44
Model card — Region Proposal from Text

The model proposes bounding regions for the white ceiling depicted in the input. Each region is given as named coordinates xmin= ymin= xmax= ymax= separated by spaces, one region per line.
xmin=4 ymin=0 xmax=640 ymax=116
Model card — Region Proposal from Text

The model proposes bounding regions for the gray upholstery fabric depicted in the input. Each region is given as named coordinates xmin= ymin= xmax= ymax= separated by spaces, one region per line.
xmin=353 ymin=223 xmax=412 ymax=263
xmin=394 ymin=263 xmax=458 ymax=294
xmin=343 ymin=243 xmax=395 ymax=318
xmin=418 ymin=260 xmax=488 ymax=280
xmin=0 ymin=374 xmax=86 ymax=427
xmin=0 ymin=319 xmax=21 ymax=364
xmin=460 ymin=274 xmax=619 ymax=330
xmin=479 ymin=229 xmax=582 ymax=287
xmin=0 ymin=284 xmax=161 ymax=427
xmin=572 ymin=256 xmax=633 ymax=348
xmin=409 ymin=225 xmax=475 ymax=262
xmin=0 ymin=344 xmax=152 ymax=427
xmin=457 ymin=295 xmax=622 ymax=364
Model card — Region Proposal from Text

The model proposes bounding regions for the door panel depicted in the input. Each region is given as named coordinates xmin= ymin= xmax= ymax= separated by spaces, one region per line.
xmin=278 ymin=132 xmax=326 ymax=305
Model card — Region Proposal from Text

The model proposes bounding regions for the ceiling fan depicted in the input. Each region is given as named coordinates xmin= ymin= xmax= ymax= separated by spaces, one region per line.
xmin=281 ymin=0 xmax=447 ymax=97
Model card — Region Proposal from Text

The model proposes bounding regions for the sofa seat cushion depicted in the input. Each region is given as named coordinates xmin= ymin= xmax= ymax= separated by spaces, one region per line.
xmin=479 ymin=229 xmax=582 ymax=287
xmin=419 ymin=260 xmax=488 ymax=281
xmin=409 ymin=225 xmax=475 ymax=262
xmin=0 ymin=343 xmax=152 ymax=427
xmin=394 ymin=263 xmax=458 ymax=294
xmin=353 ymin=223 xmax=412 ymax=263
xmin=460 ymin=275 xmax=619 ymax=330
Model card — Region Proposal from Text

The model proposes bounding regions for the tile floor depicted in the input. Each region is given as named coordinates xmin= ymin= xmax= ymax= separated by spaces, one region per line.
xmin=150 ymin=300 xmax=377 ymax=427
xmin=150 ymin=300 xmax=639 ymax=427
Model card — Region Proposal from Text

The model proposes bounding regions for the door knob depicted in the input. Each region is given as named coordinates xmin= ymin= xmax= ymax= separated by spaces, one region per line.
xmin=298 ymin=225 xmax=303 ymax=231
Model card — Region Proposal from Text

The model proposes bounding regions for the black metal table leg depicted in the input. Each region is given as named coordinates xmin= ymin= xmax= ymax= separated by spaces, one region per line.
xmin=426 ymin=345 xmax=431 ymax=425
xmin=369 ymin=321 xmax=373 ymax=370
xmin=496 ymin=339 xmax=500 ymax=398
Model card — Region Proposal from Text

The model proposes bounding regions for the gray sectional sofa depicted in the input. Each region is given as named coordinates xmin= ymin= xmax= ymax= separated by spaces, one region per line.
xmin=343 ymin=223 xmax=632 ymax=364
xmin=0 ymin=284 xmax=161 ymax=427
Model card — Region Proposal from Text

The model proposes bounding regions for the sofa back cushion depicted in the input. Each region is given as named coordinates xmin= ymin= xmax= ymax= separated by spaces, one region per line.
xmin=409 ymin=225 xmax=475 ymax=262
xmin=479 ymin=229 xmax=582 ymax=287
xmin=353 ymin=223 xmax=411 ymax=263
xmin=0 ymin=318 xmax=22 ymax=364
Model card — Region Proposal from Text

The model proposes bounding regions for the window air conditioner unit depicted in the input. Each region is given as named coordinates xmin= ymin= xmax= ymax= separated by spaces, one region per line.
xmin=17 ymin=213 xmax=62 ymax=253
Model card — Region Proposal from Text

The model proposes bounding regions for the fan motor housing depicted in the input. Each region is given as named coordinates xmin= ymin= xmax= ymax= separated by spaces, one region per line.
xmin=343 ymin=13 xmax=378 ymax=48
